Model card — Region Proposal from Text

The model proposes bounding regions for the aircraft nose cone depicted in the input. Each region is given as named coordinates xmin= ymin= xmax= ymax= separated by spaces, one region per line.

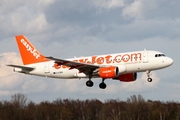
xmin=167 ymin=57 xmax=173 ymax=66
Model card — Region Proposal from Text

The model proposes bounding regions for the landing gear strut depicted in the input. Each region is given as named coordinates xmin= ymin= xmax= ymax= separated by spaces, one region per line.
xmin=99 ymin=78 xmax=107 ymax=89
xmin=86 ymin=72 xmax=94 ymax=87
xmin=146 ymin=71 xmax=152 ymax=82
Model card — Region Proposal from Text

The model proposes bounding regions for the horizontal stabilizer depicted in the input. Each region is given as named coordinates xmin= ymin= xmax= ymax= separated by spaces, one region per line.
xmin=7 ymin=64 xmax=35 ymax=71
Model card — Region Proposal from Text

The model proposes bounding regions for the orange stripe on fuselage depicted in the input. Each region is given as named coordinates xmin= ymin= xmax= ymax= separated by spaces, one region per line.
xmin=54 ymin=53 xmax=142 ymax=69
xmin=75 ymin=53 xmax=142 ymax=65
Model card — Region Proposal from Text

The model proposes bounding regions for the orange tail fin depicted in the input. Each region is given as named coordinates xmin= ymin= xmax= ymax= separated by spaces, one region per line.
xmin=15 ymin=35 xmax=49 ymax=65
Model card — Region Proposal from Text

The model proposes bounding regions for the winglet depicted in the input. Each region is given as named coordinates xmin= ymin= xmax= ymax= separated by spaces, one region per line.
xmin=16 ymin=35 xmax=49 ymax=65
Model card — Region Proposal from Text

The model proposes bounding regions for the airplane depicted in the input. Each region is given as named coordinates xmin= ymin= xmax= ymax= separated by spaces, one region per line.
xmin=7 ymin=35 xmax=173 ymax=89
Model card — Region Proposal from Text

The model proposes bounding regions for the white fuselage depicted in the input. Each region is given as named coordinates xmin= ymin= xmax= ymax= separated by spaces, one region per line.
xmin=21 ymin=50 xmax=173 ymax=79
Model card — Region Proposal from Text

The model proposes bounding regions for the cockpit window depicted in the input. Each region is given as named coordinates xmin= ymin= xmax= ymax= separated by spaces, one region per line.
xmin=155 ymin=54 xmax=166 ymax=57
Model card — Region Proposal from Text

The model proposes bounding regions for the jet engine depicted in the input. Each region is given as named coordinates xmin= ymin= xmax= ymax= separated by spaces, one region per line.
xmin=99 ymin=66 xmax=119 ymax=78
xmin=113 ymin=73 xmax=137 ymax=82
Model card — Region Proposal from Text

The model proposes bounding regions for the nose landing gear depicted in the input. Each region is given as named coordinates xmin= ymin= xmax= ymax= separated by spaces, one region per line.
xmin=146 ymin=71 xmax=152 ymax=82
xmin=147 ymin=78 xmax=152 ymax=82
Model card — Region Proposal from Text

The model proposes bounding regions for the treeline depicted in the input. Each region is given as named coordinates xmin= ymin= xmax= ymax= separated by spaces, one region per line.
xmin=0 ymin=93 xmax=179 ymax=120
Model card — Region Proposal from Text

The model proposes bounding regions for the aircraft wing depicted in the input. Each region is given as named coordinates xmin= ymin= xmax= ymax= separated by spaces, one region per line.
xmin=7 ymin=64 xmax=35 ymax=71
xmin=46 ymin=56 xmax=99 ymax=73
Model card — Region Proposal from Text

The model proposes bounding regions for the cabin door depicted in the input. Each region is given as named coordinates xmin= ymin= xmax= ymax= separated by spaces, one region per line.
xmin=143 ymin=51 xmax=149 ymax=63
xmin=44 ymin=62 xmax=50 ymax=74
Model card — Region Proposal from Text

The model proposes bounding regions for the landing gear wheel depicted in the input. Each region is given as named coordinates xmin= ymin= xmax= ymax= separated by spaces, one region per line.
xmin=147 ymin=78 xmax=152 ymax=82
xmin=99 ymin=82 xmax=107 ymax=89
xmin=99 ymin=78 xmax=106 ymax=89
xmin=86 ymin=80 xmax=94 ymax=87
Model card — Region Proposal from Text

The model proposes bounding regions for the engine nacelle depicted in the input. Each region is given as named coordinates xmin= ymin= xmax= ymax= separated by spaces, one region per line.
xmin=113 ymin=73 xmax=137 ymax=82
xmin=117 ymin=65 xmax=127 ymax=74
xmin=99 ymin=66 xmax=119 ymax=78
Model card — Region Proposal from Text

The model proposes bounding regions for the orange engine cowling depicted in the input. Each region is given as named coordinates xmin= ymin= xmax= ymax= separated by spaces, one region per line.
xmin=113 ymin=73 xmax=137 ymax=82
xmin=99 ymin=66 xmax=119 ymax=78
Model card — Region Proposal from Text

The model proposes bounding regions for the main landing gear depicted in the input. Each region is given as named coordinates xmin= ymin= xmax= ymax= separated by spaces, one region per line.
xmin=99 ymin=78 xmax=106 ymax=89
xmin=147 ymin=71 xmax=152 ymax=82
xmin=86 ymin=78 xmax=107 ymax=89
xmin=86 ymin=72 xmax=94 ymax=87
xmin=86 ymin=72 xmax=107 ymax=89
xmin=86 ymin=80 xmax=94 ymax=87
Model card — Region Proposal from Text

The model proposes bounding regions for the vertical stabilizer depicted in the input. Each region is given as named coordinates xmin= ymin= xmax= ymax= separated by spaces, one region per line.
xmin=15 ymin=35 xmax=49 ymax=65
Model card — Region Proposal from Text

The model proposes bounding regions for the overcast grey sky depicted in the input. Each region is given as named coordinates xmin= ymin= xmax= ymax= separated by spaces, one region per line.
xmin=0 ymin=0 xmax=180 ymax=102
